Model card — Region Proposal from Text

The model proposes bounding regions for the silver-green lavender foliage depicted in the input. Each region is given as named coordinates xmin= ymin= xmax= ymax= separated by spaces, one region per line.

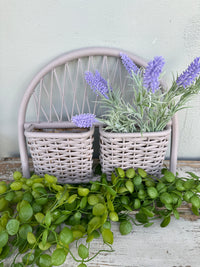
xmin=100 ymin=71 xmax=200 ymax=133
xmin=73 ymin=55 xmax=200 ymax=133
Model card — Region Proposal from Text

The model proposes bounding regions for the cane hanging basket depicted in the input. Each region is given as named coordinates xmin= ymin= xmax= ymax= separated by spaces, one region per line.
xmin=25 ymin=123 xmax=94 ymax=183
xmin=99 ymin=125 xmax=171 ymax=177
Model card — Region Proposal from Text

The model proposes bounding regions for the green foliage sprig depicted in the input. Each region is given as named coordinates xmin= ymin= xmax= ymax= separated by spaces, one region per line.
xmin=0 ymin=167 xmax=200 ymax=266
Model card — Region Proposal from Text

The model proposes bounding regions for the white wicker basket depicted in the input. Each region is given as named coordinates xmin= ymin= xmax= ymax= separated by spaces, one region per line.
xmin=24 ymin=123 xmax=94 ymax=183
xmin=99 ymin=125 xmax=171 ymax=177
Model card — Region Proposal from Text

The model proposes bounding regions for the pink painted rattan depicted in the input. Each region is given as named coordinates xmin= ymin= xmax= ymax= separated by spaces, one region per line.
xmin=100 ymin=125 xmax=171 ymax=177
xmin=18 ymin=47 xmax=178 ymax=182
xmin=25 ymin=123 xmax=94 ymax=183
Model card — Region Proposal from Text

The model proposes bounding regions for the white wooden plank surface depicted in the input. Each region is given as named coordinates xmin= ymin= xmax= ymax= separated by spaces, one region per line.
xmin=66 ymin=217 xmax=200 ymax=267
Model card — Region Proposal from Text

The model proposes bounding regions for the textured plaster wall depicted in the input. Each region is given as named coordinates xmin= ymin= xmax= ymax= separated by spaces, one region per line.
xmin=0 ymin=0 xmax=200 ymax=159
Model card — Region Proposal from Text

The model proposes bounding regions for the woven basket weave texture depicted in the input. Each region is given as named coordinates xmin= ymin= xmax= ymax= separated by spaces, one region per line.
xmin=99 ymin=126 xmax=171 ymax=177
xmin=25 ymin=124 xmax=94 ymax=183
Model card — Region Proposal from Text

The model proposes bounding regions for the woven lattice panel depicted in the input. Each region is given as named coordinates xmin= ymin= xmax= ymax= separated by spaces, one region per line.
xmin=99 ymin=126 xmax=171 ymax=177
xmin=26 ymin=56 xmax=130 ymax=123
xmin=25 ymin=124 xmax=94 ymax=183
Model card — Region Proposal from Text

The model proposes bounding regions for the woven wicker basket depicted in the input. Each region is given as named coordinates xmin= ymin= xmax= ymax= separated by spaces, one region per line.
xmin=99 ymin=125 xmax=171 ymax=177
xmin=24 ymin=123 xmax=94 ymax=183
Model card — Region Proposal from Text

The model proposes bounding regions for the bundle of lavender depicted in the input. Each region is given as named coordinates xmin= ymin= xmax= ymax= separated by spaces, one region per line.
xmin=72 ymin=54 xmax=200 ymax=133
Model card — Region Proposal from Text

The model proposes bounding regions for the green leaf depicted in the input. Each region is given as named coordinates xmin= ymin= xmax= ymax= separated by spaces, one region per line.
xmin=109 ymin=211 xmax=119 ymax=222
xmin=144 ymin=222 xmax=154 ymax=228
xmin=35 ymin=197 xmax=48 ymax=206
xmin=44 ymin=173 xmax=57 ymax=184
xmin=22 ymin=252 xmax=34 ymax=265
xmin=54 ymin=214 xmax=69 ymax=225
xmin=88 ymin=195 xmax=99 ymax=206
xmin=115 ymin=168 xmax=125 ymax=178
xmin=87 ymin=216 xmax=101 ymax=235
xmin=67 ymin=194 xmax=77 ymax=204
xmin=101 ymin=221 xmax=111 ymax=231
xmin=125 ymin=168 xmax=135 ymax=179
xmin=163 ymin=170 xmax=175 ymax=183
xmin=5 ymin=191 xmax=15 ymax=202
xmin=44 ymin=211 xmax=52 ymax=227
xmin=173 ymin=209 xmax=180 ymax=220
xmin=165 ymin=204 xmax=173 ymax=210
xmin=92 ymin=203 xmax=106 ymax=216
xmin=23 ymin=191 xmax=33 ymax=203
xmin=102 ymin=228 xmax=113 ymax=245
xmin=107 ymin=199 xmax=114 ymax=212
xmin=160 ymin=192 xmax=173 ymax=205
xmin=78 ymin=187 xmax=90 ymax=197
xmin=147 ymin=187 xmax=158 ymax=199
xmin=135 ymin=212 xmax=148 ymax=224
xmin=137 ymin=168 xmax=147 ymax=178
xmin=19 ymin=202 xmax=33 ymax=222
xmin=42 ymin=229 xmax=48 ymax=246
xmin=184 ymin=180 xmax=195 ymax=190
xmin=0 ymin=245 xmax=10 ymax=260
xmin=38 ymin=241 xmax=51 ymax=251
xmin=27 ymin=232 xmax=36 ymax=245
xmin=59 ymin=227 xmax=73 ymax=245
xmin=160 ymin=216 xmax=171 ymax=228
xmin=190 ymin=195 xmax=200 ymax=209
xmin=133 ymin=175 xmax=142 ymax=186
xmin=119 ymin=220 xmax=133 ymax=235
xmin=106 ymin=186 xmax=117 ymax=197
xmin=80 ymin=196 xmax=88 ymax=209
xmin=92 ymin=230 xmax=101 ymax=238
xmin=39 ymin=254 xmax=52 ymax=267
xmin=191 ymin=205 xmax=199 ymax=216
xmin=78 ymin=244 xmax=89 ymax=259
xmin=141 ymin=207 xmax=154 ymax=217
xmin=35 ymin=212 xmax=45 ymax=224
xmin=19 ymin=224 xmax=32 ymax=239
xmin=0 ymin=231 xmax=8 ymax=248
xmin=125 ymin=180 xmax=134 ymax=193
xmin=78 ymin=263 xmax=87 ymax=267
xmin=51 ymin=248 xmax=67 ymax=266
xmin=6 ymin=219 xmax=20 ymax=236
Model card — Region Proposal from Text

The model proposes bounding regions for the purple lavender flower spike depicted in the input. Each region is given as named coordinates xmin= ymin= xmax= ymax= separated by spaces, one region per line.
xmin=143 ymin=56 xmax=165 ymax=93
xmin=72 ymin=113 xmax=97 ymax=128
xmin=120 ymin=53 xmax=139 ymax=76
xmin=176 ymin=57 xmax=200 ymax=88
xmin=85 ymin=71 xmax=110 ymax=99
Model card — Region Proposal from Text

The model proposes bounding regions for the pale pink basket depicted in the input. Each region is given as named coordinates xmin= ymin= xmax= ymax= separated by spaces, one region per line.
xmin=99 ymin=125 xmax=171 ymax=177
xmin=24 ymin=122 xmax=94 ymax=183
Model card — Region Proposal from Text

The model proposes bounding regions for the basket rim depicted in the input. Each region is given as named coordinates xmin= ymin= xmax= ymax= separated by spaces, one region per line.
xmin=24 ymin=122 xmax=94 ymax=138
xmin=99 ymin=124 xmax=171 ymax=138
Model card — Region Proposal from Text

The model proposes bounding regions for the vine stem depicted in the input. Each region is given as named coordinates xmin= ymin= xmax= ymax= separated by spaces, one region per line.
xmin=84 ymin=244 xmax=115 ymax=263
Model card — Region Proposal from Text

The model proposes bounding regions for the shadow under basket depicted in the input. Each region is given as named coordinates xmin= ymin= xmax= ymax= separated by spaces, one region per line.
xmin=24 ymin=123 xmax=94 ymax=183
xmin=99 ymin=125 xmax=171 ymax=177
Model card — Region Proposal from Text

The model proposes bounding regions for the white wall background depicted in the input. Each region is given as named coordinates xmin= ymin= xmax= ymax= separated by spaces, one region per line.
xmin=0 ymin=0 xmax=200 ymax=159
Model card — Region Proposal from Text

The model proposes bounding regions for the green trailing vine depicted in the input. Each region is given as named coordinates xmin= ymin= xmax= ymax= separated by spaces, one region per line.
xmin=0 ymin=167 xmax=200 ymax=266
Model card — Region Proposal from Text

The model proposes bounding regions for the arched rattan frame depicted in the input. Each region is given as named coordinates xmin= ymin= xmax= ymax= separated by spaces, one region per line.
xmin=18 ymin=47 xmax=178 ymax=178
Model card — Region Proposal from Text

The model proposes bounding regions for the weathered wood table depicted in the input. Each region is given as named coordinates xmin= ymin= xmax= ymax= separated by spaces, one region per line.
xmin=0 ymin=158 xmax=200 ymax=267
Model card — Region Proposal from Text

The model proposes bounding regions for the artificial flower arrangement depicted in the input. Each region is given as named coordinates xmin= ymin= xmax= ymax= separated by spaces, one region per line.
xmin=72 ymin=54 xmax=200 ymax=133
xmin=71 ymin=53 xmax=200 ymax=176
